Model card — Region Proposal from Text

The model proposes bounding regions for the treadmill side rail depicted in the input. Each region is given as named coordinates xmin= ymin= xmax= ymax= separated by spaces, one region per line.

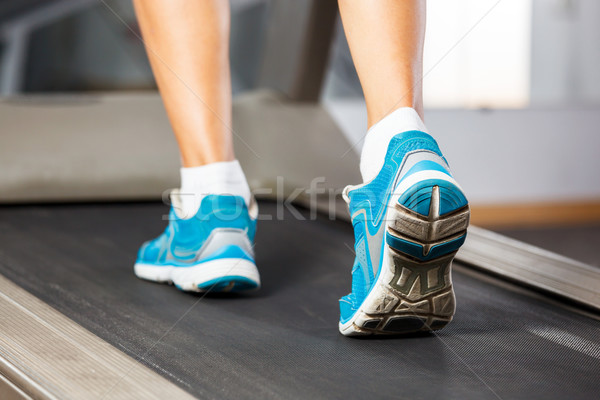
xmin=457 ymin=226 xmax=600 ymax=312
xmin=0 ymin=275 xmax=196 ymax=400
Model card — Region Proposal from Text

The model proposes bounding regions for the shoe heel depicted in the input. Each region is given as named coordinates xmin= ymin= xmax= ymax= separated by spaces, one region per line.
xmin=381 ymin=184 xmax=470 ymax=333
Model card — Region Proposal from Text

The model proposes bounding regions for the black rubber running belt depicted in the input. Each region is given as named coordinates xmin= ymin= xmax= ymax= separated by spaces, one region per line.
xmin=0 ymin=202 xmax=598 ymax=399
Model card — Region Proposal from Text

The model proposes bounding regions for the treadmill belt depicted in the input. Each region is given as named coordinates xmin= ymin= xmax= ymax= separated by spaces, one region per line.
xmin=0 ymin=202 xmax=598 ymax=399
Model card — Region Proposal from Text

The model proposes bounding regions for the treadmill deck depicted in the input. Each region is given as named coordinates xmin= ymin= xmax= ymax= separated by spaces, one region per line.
xmin=0 ymin=202 xmax=598 ymax=399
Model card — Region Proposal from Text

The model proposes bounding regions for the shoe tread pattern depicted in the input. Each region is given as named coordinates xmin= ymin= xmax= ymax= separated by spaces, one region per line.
xmin=349 ymin=184 xmax=469 ymax=335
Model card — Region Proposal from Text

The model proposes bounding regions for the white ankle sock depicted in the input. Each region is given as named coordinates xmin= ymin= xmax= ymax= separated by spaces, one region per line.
xmin=178 ymin=160 xmax=251 ymax=218
xmin=359 ymin=107 xmax=428 ymax=183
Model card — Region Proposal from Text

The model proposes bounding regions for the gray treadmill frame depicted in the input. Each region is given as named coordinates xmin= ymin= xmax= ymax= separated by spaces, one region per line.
xmin=0 ymin=274 xmax=195 ymax=400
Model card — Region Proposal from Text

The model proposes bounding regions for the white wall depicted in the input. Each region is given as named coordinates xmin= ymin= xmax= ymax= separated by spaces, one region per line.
xmin=531 ymin=0 xmax=600 ymax=106
xmin=424 ymin=0 xmax=532 ymax=108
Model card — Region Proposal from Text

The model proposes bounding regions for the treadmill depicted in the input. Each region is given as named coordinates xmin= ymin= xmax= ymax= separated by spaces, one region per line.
xmin=1 ymin=1 xmax=599 ymax=399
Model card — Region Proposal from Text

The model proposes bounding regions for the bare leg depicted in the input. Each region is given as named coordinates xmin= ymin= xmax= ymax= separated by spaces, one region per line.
xmin=133 ymin=0 xmax=233 ymax=167
xmin=132 ymin=1 xmax=259 ymax=293
xmin=338 ymin=0 xmax=426 ymax=128
xmin=336 ymin=1 xmax=469 ymax=337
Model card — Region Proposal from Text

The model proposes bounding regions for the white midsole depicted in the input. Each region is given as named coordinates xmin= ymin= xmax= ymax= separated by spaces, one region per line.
xmin=134 ymin=258 xmax=260 ymax=291
xmin=339 ymin=244 xmax=394 ymax=335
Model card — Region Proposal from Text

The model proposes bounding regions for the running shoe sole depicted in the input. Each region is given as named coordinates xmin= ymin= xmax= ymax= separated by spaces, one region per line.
xmin=339 ymin=181 xmax=469 ymax=336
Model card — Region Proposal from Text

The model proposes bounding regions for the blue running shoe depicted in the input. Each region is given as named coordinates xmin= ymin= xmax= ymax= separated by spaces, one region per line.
xmin=134 ymin=191 xmax=260 ymax=292
xmin=339 ymin=130 xmax=470 ymax=336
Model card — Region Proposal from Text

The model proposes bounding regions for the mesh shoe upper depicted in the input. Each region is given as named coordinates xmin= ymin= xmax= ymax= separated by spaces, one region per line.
xmin=136 ymin=194 xmax=256 ymax=266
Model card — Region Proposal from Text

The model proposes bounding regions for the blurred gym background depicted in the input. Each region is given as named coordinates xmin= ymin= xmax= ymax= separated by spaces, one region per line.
xmin=0 ymin=0 xmax=599 ymax=261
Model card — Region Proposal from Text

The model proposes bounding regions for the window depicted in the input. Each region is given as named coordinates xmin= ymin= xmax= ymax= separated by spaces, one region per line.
xmin=424 ymin=0 xmax=532 ymax=108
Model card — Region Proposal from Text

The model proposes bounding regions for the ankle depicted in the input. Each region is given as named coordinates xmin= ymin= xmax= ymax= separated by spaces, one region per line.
xmin=179 ymin=160 xmax=251 ymax=218
xmin=360 ymin=107 xmax=428 ymax=183
xmin=365 ymin=95 xmax=424 ymax=128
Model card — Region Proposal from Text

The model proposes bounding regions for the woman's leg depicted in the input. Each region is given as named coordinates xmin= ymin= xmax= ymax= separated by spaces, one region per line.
xmin=336 ymin=1 xmax=470 ymax=336
xmin=338 ymin=0 xmax=425 ymax=127
xmin=132 ymin=1 xmax=259 ymax=293
xmin=133 ymin=0 xmax=233 ymax=166
xmin=133 ymin=0 xmax=250 ymax=216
